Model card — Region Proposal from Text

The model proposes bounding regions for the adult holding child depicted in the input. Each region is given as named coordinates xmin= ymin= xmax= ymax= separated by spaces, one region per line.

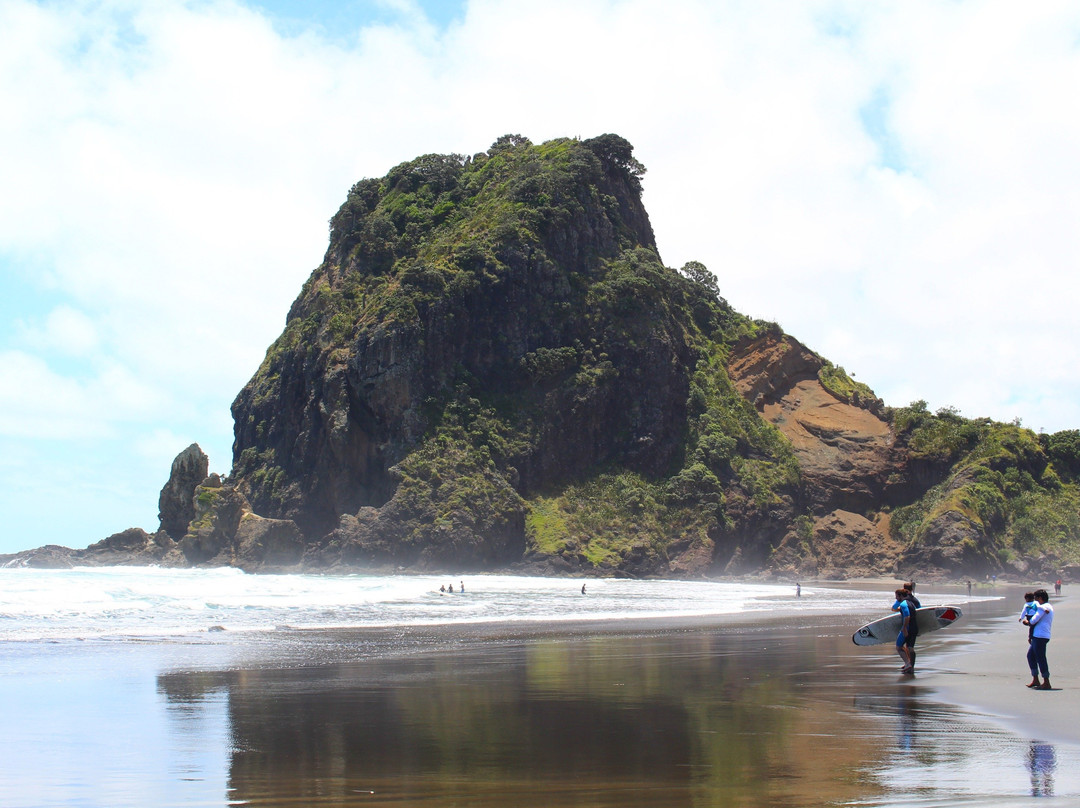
xmin=1023 ymin=589 xmax=1054 ymax=690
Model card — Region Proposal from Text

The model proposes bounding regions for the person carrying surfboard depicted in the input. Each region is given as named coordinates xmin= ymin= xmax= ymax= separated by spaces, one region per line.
xmin=894 ymin=588 xmax=919 ymax=674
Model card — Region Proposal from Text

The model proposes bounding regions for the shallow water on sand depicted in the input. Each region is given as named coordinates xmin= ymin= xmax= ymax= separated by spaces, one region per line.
xmin=1 ymin=582 xmax=1077 ymax=807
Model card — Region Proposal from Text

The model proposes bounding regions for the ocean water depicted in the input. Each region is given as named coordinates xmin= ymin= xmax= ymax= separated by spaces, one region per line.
xmin=0 ymin=566 xmax=901 ymax=644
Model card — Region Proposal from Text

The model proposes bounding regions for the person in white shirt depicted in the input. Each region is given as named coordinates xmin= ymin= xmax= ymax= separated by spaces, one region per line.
xmin=1023 ymin=589 xmax=1054 ymax=690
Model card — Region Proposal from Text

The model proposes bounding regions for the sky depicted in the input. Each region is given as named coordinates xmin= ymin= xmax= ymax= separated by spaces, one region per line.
xmin=2 ymin=0 xmax=1080 ymax=555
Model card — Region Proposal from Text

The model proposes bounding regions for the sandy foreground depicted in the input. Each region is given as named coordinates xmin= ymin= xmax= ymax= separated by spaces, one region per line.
xmin=927 ymin=589 xmax=1075 ymax=744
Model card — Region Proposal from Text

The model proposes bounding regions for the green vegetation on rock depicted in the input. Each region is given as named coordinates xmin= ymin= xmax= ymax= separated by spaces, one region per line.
xmin=229 ymin=134 xmax=809 ymax=574
xmin=225 ymin=133 xmax=1080 ymax=579
xmin=889 ymin=402 xmax=1080 ymax=573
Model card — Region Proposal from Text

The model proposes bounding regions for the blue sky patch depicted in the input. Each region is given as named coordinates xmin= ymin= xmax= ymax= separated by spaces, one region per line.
xmin=245 ymin=0 xmax=468 ymax=39
xmin=859 ymin=88 xmax=907 ymax=173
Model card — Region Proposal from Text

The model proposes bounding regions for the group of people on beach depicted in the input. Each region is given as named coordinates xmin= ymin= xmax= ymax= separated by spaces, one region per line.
xmin=1020 ymin=589 xmax=1054 ymax=690
xmin=892 ymin=581 xmax=921 ymax=674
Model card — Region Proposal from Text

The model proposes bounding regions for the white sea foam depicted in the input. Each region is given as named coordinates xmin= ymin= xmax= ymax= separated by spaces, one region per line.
xmin=0 ymin=566 xmax=965 ymax=643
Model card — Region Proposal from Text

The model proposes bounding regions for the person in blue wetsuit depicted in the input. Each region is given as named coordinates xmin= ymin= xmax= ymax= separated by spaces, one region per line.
xmin=894 ymin=588 xmax=918 ymax=674
xmin=1023 ymin=589 xmax=1054 ymax=690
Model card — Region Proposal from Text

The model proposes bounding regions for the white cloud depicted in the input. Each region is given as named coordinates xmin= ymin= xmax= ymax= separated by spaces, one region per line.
xmin=2 ymin=0 xmax=1080 ymax=552
xmin=16 ymin=305 xmax=101 ymax=356
xmin=0 ymin=350 xmax=168 ymax=439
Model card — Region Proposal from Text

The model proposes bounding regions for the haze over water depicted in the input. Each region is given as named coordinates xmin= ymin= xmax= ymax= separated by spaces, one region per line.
xmin=1 ymin=569 xmax=1077 ymax=807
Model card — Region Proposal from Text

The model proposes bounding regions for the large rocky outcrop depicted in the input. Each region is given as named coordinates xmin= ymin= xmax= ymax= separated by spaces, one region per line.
xmin=218 ymin=134 xmax=1080 ymax=579
xmin=14 ymin=134 xmax=1080 ymax=581
xmin=229 ymin=134 xmax=703 ymax=569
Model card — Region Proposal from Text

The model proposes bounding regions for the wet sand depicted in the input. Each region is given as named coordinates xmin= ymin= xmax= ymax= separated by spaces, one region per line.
xmin=1 ymin=582 xmax=1078 ymax=807
xmin=930 ymin=586 xmax=1076 ymax=744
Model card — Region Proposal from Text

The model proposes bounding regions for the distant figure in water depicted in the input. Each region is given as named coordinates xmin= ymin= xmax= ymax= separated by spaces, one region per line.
xmin=460 ymin=580 xmax=465 ymax=593
xmin=439 ymin=585 xmax=445 ymax=593
xmin=581 ymin=583 xmax=587 ymax=595
xmin=448 ymin=583 xmax=454 ymax=593
xmin=967 ymin=580 xmax=972 ymax=596
xmin=795 ymin=583 xmax=801 ymax=598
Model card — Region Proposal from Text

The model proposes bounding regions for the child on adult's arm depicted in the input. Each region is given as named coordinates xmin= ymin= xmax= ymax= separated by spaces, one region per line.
xmin=1023 ymin=589 xmax=1054 ymax=690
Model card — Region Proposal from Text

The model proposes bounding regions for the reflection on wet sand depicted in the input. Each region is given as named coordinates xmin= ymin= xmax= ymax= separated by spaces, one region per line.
xmin=1028 ymin=741 xmax=1055 ymax=797
xmin=160 ymin=625 xmax=999 ymax=808
xmin=155 ymin=609 xmax=1080 ymax=808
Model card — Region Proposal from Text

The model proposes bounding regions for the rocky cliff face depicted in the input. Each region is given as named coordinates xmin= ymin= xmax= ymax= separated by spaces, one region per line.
xmin=232 ymin=137 xmax=667 ymax=539
xmin=11 ymin=134 xmax=1078 ymax=580
xmin=220 ymin=134 xmax=1080 ymax=579
xmin=229 ymin=134 xmax=724 ymax=570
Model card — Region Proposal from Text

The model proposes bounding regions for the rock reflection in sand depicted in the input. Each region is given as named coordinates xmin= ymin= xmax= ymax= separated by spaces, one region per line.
xmin=154 ymin=623 xmax=1080 ymax=808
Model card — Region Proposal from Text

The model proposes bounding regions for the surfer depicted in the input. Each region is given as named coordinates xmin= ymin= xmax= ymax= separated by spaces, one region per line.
xmin=894 ymin=588 xmax=918 ymax=674
xmin=581 ymin=583 xmax=587 ymax=595
xmin=890 ymin=582 xmax=920 ymax=611
xmin=1023 ymin=589 xmax=1053 ymax=690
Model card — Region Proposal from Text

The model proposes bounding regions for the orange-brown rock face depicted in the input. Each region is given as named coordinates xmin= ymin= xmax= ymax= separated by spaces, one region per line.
xmin=728 ymin=333 xmax=908 ymax=577
xmin=729 ymin=334 xmax=899 ymax=515
xmin=764 ymin=379 xmax=895 ymax=512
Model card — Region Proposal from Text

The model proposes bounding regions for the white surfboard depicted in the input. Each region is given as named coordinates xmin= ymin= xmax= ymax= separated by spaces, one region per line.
xmin=852 ymin=605 xmax=963 ymax=646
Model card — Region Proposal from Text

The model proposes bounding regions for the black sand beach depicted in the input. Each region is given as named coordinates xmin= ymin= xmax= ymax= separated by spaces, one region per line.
xmin=1 ymin=582 xmax=1076 ymax=807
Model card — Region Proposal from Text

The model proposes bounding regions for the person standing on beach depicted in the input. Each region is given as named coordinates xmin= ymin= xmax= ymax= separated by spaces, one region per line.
xmin=903 ymin=582 xmax=921 ymax=609
xmin=894 ymin=588 xmax=918 ymax=674
xmin=891 ymin=584 xmax=920 ymax=613
xmin=1023 ymin=589 xmax=1054 ymax=690
xmin=796 ymin=583 xmax=801 ymax=598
